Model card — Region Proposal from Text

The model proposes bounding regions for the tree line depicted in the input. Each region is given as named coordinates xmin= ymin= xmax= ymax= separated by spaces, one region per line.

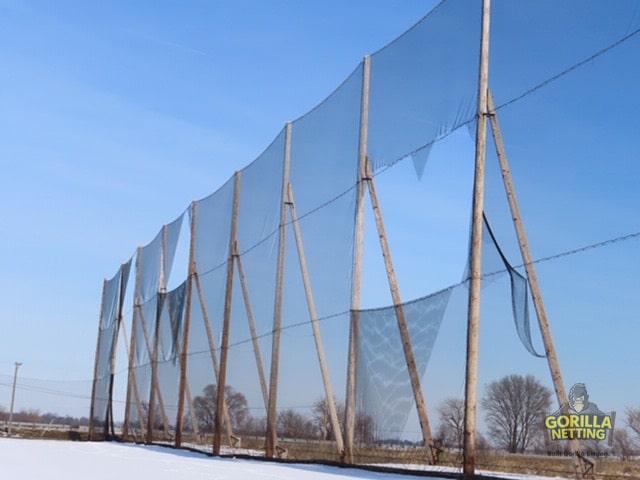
xmin=5 ymin=374 xmax=639 ymax=459
xmin=0 ymin=405 xmax=90 ymax=427
xmin=189 ymin=384 xmax=375 ymax=444
xmin=434 ymin=373 xmax=640 ymax=458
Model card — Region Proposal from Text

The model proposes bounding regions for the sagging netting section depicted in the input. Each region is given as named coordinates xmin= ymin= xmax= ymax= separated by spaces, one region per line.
xmin=149 ymin=283 xmax=187 ymax=437
xmin=356 ymin=288 xmax=452 ymax=443
xmin=355 ymin=212 xmax=543 ymax=444
xmin=481 ymin=214 xmax=544 ymax=358
xmin=90 ymin=260 xmax=130 ymax=438
xmin=124 ymin=213 xmax=185 ymax=440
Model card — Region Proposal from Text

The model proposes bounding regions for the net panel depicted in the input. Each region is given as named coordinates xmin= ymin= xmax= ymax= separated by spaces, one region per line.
xmin=480 ymin=0 xmax=640 ymax=418
xmin=182 ymin=181 xmax=235 ymax=439
xmin=92 ymin=261 xmax=131 ymax=431
xmin=367 ymin=0 xmax=481 ymax=171
xmin=356 ymin=288 xmax=452 ymax=442
xmin=224 ymin=130 xmax=285 ymax=432
xmin=154 ymin=283 xmax=186 ymax=434
xmin=272 ymin=62 xmax=363 ymax=427
xmin=126 ymin=216 xmax=185 ymax=435
xmin=92 ymin=1 xmax=640 ymax=469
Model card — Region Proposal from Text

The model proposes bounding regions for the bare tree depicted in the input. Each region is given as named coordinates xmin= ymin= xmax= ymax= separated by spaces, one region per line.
xmin=612 ymin=428 xmax=637 ymax=460
xmin=310 ymin=397 xmax=375 ymax=444
xmin=193 ymin=384 xmax=249 ymax=433
xmin=482 ymin=374 xmax=551 ymax=453
xmin=355 ymin=411 xmax=376 ymax=445
xmin=242 ymin=415 xmax=267 ymax=438
xmin=14 ymin=408 xmax=41 ymax=424
xmin=277 ymin=409 xmax=317 ymax=440
xmin=626 ymin=406 xmax=640 ymax=437
xmin=436 ymin=397 xmax=465 ymax=450
xmin=311 ymin=397 xmax=345 ymax=441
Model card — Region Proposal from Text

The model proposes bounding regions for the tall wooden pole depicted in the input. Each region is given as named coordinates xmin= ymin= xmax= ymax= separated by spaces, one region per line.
xmin=124 ymin=247 xmax=146 ymax=439
xmin=265 ymin=122 xmax=292 ymax=458
xmin=344 ymin=55 xmax=370 ymax=463
xmin=119 ymin=307 xmax=144 ymax=440
xmin=463 ymin=0 xmax=491 ymax=476
xmin=175 ymin=201 xmax=198 ymax=447
xmin=137 ymin=303 xmax=169 ymax=440
xmin=235 ymin=247 xmax=270 ymax=410
xmin=487 ymin=92 xmax=586 ymax=479
xmin=287 ymin=183 xmax=345 ymax=454
xmin=214 ymin=171 xmax=241 ymax=455
xmin=365 ymin=160 xmax=435 ymax=463
xmin=147 ymin=225 xmax=168 ymax=443
xmin=194 ymin=273 xmax=234 ymax=443
xmin=108 ymin=261 xmax=130 ymax=437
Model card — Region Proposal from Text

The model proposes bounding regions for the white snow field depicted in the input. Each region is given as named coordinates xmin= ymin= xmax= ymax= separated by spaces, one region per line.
xmin=0 ymin=438 xmax=560 ymax=480
xmin=0 ymin=437 xmax=560 ymax=480
xmin=0 ymin=438 xmax=442 ymax=480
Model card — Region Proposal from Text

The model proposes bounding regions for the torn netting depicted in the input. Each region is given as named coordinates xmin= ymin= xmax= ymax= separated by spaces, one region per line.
xmin=481 ymin=214 xmax=544 ymax=358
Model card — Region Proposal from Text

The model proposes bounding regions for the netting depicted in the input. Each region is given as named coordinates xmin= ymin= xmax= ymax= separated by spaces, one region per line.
xmin=152 ymin=283 xmax=186 ymax=435
xmin=481 ymin=215 xmax=543 ymax=358
xmin=125 ymin=214 xmax=185 ymax=435
xmin=357 ymin=288 xmax=452 ymax=442
xmin=367 ymin=0 xmax=481 ymax=171
xmin=90 ymin=260 xmax=130 ymax=433
xmin=90 ymin=0 xmax=639 ymax=473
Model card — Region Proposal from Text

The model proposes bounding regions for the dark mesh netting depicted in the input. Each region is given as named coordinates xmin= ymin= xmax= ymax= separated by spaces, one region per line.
xmin=481 ymin=215 xmax=544 ymax=358
xmin=183 ymin=180 xmax=235 ymax=437
xmin=355 ymin=211 xmax=547 ymax=442
xmin=127 ymin=214 xmax=185 ymax=433
xmin=356 ymin=288 xmax=452 ymax=441
xmin=367 ymin=0 xmax=481 ymax=171
xmin=92 ymin=260 xmax=130 ymax=432
xmin=93 ymin=0 xmax=639 ymax=467
xmin=153 ymin=282 xmax=187 ymax=432
xmin=223 ymin=131 xmax=284 ymax=425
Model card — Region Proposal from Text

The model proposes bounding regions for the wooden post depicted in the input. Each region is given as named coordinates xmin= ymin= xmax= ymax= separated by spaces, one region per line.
xmin=175 ymin=201 xmax=198 ymax=447
xmin=124 ymin=248 xmax=144 ymax=438
xmin=214 ymin=171 xmax=241 ymax=455
xmin=487 ymin=91 xmax=587 ymax=479
xmin=266 ymin=122 xmax=292 ymax=458
xmin=345 ymin=55 xmax=371 ymax=463
xmin=287 ymin=183 xmax=345 ymax=454
xmin=137 ymin=300 xmax=170 ymax=441
xmin=89 ymin=278 xmax=108 ymax=440
xmin=118 ymin=313 xmax=145 ymax=441
xmin=108 ymin=261 xmax=130 ymax=437
xmin=364 ymin=160 xmax=435 ymax=463
xmin=147 ymin=225 xmax=168 ymax=443
xmin=235 ymin=246 xmax=270 ymax=410
xmin=167 ymin=276 xmax=199 ymax=438
xmin=194 ymin=272 xmax=235 ymax=444
xmin=463 ymin=0 xmax=491 ymax=476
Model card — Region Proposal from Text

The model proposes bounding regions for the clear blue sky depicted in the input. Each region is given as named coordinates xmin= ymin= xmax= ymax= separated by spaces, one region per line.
xmin=0 ymin=0 xmax=638 ymax=437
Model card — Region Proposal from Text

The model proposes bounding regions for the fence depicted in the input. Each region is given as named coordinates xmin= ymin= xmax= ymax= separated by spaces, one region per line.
xmin=90 ymin=1 xmax=640 ymax=477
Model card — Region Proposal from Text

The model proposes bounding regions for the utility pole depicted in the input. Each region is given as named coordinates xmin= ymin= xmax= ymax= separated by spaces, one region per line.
xmin=8 ymin=362 xmax=22 ymax=436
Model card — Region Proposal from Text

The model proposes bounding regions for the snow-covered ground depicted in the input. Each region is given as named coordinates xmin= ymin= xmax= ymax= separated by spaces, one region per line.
xmin=0 ymin=437 xmax=561 ymax=480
